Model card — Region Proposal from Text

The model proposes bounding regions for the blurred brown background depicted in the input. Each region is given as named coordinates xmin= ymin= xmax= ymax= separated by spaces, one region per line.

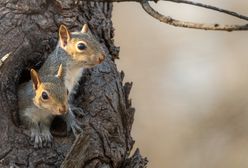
xmin=113 ymin=1 xmax=248 ymax=168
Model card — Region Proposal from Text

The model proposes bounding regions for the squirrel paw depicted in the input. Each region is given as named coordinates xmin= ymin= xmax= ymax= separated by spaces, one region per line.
xmin=68 ymin=119 xmax=83 ymax=135
xmin=41 ymin=131 xmax=53 ymax=147
xmin=70 ymin=105 xmax=86 ymax=117
xmin=31 ymin=131 xmax=43 ymax=148
xmin=66 ymin=107 xmax=83 ymax=135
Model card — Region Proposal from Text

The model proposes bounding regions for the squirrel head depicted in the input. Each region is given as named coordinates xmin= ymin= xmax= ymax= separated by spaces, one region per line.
xmin=58 ymin=24 xmax=105 ymax=68
xmin=31 ymin=64 xmax=68 ymax=115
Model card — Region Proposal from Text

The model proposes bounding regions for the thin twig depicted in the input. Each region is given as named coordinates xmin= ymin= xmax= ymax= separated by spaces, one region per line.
xmin=0 ymin=52 xmax=11 ymax=68
xmin=164 ymin=0 xmax=248 ymax=22
xmin=141 ymin=0 xmax=248 ymax=31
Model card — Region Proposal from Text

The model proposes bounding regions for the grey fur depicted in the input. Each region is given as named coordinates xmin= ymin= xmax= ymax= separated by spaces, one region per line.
xmin=18 ymin=79 xmax=63 ymax=148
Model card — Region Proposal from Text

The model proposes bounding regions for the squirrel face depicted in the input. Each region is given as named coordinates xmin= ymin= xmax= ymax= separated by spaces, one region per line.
xmin=59 ymin=24 xmax=105 ymax=68
xmin=31 ymin=65 xmax=68 ymax=115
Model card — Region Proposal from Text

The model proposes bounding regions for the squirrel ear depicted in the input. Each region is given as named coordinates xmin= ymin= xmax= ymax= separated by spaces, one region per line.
xmin=81 ymin=24 xmax=89 ymax=33
xmin=56 ymin=64 xmax=63 ymax=79
xmin=30 ymin=69 xmax=41 ymax=90
xmin=59 ymin=25 xmax=71 ymax=48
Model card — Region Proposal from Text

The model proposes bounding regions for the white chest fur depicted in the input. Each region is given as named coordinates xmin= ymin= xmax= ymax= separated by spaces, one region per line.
xmin=24 ymin=107 xmax=51 ymax=124
xmin=65 ymin=66 xmax=84 ymax=92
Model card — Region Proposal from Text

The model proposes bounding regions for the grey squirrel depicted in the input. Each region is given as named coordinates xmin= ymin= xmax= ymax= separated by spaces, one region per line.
xmin=36 ymin=24 xmax=105 ymax=134
xmin=18 ymin=65 xmax=68 ymax=148
xmin=17 ymin=23 xmax=105 ymax=148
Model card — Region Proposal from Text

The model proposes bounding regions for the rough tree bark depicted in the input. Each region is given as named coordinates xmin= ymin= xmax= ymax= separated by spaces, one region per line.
xmin=0 ymin=0 xmax=147 ymax=167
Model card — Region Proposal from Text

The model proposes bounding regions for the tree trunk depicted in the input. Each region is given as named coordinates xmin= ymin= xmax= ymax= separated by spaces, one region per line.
xmin=0 ymin=0 xmax=147 ymax=167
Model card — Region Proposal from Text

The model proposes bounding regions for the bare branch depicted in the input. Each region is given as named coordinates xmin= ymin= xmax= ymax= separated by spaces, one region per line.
xmin=82 ymin=0 xmax=248 ymax=31
xmin=164 ymin=0 xmax=248 ymax=22
xmin=141 ymin=0 xmax=248 ymax=31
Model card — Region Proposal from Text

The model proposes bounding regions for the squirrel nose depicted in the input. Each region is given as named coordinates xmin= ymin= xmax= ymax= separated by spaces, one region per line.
xmin=59 ymin=105 xmax=67 ymax=114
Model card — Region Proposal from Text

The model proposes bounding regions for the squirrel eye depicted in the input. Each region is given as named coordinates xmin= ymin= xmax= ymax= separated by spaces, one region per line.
xmin=41 ymin=91 xmax=49 ymax=100
xmin=77 ymin=42 xmax=87 ymax=50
